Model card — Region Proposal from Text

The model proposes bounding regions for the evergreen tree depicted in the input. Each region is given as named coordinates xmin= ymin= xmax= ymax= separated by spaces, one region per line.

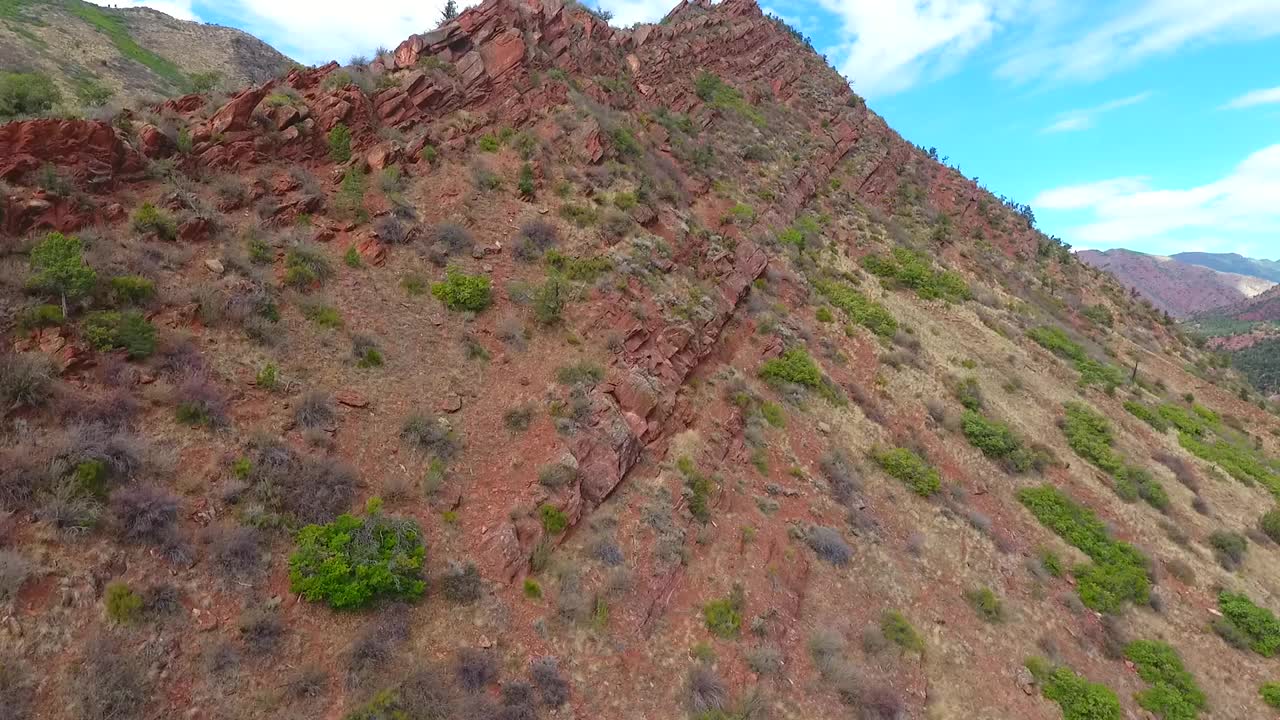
xmin=440 ymin=0 xmax=459 ymax=25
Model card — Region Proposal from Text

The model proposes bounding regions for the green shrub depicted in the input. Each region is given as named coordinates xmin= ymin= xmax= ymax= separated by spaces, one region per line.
xmin=880 ymin=610 xmax=924 ymax=652
xmin=759 ymin=347 xmax=822 ymax=389
xmin=29 ymin=232 xmax=96 ymax=315
xmin=814 ymin=280 xmax=897 ymax=337
xmin=693 ymin=72 xmax=764 ymax=126
xmin=131 ymin=203 xmax=176 ymax=239
xmin=1260 ymin=509 xmax=1280 ymax=543
xmin=532 ymin=275 xmax=568 ymax=326
xmin=284 ymin=245 xmax=333 ymax=288
xmin=0 ymin=71 xmax=61 ymax=118
xmin=538 ymin=504 xmax=568 ymax=534
xmin=401 ymin=274 xmax=427 ymax=296
xmin=1125 ymin=401 xmax=1170 ymax=432
xmin=862 ymin=247 xmax=969 ymax=302
xmin=523 ymin=579 xmax=542 ymax=599
xmin=344 ymin=246 xmax=362 ymax=267
xmin=760 ymin=401 xmax=785 ymax=428
xmin=544 ymin=250 xmax=611 ymax=281
xmin=104 ymin=581 xmax=143 ymax=623
xmin=1123 ymin=640 xmax=1205 ymax=720
xmin=1082 ymin=304 xmax=1114 ymax=328
xmin=703 ymin=586 xmax=744 ymax=638
xmin=328 ymin=123 xmax=352 ymax=162
xmin=559 ymin=203 xmax=598 ymax=227
xmin=256 ymin=363 xmax=279 ymax=389
xmin=873 ymin=447 xmax=941 ymax=497
xmin=1158 ymin=404 xmax=1211 ymax=436
xmin=82 ymin=310 xmax=156 ymax=358
xmin=517 ymin=162 xmax=535 ymax=198
xmin=19 ymin=303 xmax=64 ymax=330
xmin=965 ymin=587 xmax=1003 ymax=622
xmin=678 ymin=456 xmax=715 ymax=523
xmin=1209 ymin=530 xmax=1248 ymax=570
xmin=815 ymin=307 xmax=834 ymax=323
xmin=1063 ymin=402 xmax=1123 ymax=474
xmin=1178 ymin=432 xmax=1280 ymax=492
xmin=1030 ymin=661 xmax=1121 ymax=720
xmin=1017 ymin=485 xmax=1150 ymax=613
xmin=1028 ymin=325 xmax=1086 ymax=362
xmin=431 ymin=269 xmax=491 ymax=312
xmin=334 ymin=168 xmax=367 ymax=221
xmin=476 ymin=133 xmax=501 ymax=152
xmin=288 ymin=507 xmax=426 ymax=609
xmin=556 ymin=361 xmax=604 ymax=386
xmin=109 ymin=275 xmax=155 ymax=306
xmin=961 ymin=410 xmax=1047 ymax=473
xmin=1261 ymin=682 xmax=1280 ymax=709
xmin=1117 ymin=466 xmax=1168 ymax=511
xmin=301 ymin=302 xmax=342 ymax=329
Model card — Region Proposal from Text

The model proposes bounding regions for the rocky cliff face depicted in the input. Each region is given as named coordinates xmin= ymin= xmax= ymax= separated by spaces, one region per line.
xmin=3 ymin=1 xmax=1279 ymax=719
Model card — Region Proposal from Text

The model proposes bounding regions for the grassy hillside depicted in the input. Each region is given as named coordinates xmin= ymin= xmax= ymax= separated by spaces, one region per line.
xmin=0 ymin=0 xmax=291 ymax=117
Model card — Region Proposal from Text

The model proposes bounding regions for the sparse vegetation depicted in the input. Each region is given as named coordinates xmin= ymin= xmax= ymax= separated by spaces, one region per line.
xmin=814 ymin=280 xmax=897 ymax=337
xmin=862 ymin=247 xmax=969 ymax=302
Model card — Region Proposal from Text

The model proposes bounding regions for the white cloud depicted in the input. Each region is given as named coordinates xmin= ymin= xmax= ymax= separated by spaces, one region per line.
xmin=1223 ymin=85 xmax=1280 ymax=109
xmin=1001 ymin=0 xmax=1280 ymax=83
xmin=1042 ymin=91 xmax=1151 ymax=133
xmin=1034 ymin=144 xmax=1280 ymax=248
xmin=815 ymin=0 xmax=1024 ymax=98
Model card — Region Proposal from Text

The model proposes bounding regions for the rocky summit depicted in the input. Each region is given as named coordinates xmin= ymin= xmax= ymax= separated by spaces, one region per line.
xmin=3 ymin=1 xmax=1280 ymax=719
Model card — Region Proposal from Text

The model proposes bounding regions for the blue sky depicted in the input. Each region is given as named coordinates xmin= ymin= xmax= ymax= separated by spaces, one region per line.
xmin=98 ymin=0 xmax=1280 ymax=259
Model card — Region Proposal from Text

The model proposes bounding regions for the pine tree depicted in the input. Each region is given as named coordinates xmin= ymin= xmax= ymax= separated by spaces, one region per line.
xmin=440 ymin=0 xmax=459 ymax=25
xmin=29 ymin=232 xmax=96 ymax=317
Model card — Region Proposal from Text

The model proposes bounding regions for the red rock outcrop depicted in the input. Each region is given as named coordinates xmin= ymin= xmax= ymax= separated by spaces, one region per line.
xmin=0 ymin=119 xmax=145 ymax=190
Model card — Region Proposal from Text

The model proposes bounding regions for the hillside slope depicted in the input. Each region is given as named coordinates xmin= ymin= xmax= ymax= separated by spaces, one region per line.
xmin=1078 ymin=248 xmax=1274 ymax=317
xmin=3 ymin=1 xmax=1280 ymax=719
xmin=1174 ymin=251 xmax=1280 ymax=284
xmin=0 ymin=0 xmax=291 ymax=113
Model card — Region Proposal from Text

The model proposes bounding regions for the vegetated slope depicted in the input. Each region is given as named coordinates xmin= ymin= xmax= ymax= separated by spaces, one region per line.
xmin=3 ymin=1 xmax=1280 ymax=719
xmin=1174 ymin=251 xmax=1280 ymax=284
xmin=0 ymin=0 xmax=291 ymax=114
xmin=1078 ymin=248 xmax=1274 ymax=318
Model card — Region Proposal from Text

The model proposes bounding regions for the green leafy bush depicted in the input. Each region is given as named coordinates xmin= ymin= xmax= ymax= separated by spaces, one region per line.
xmin=694 ymin=72 xmax=764 ymax=126
xmin=1261 ymin=682 xmax=1280 ymax=709
xmin=1178 ymin=432 xmax=1280 ymax=493
xmin=0 ymin=71 xmax=61 ymax=118
xmin=28 ymin=232 xmax=96 ymax=315
xmin=104 ymin=581 xmax=142 ymax=623
xmin=1123 ymin=640 xmax=1205 ymax=720
xmin=328 ymin=123 xmax=352 ymax=162
xmin=1158 ymin=404 xmax=1211 ymax=436
xmin=431 ymin=268 xmax=492 ymax=312
xmin=109 ymin=276 xmax=155 ymax=306
xmin=1125 ymin=401 xmax=1169 ymax=432
xmin=814 ymin=280 xmax=897 ymax=337
xmin=284 ymin=245 xmax=333 ymax=289
xmin=131 ymin=203 xmax=176 ymax=239
xmin=1260 ymin=509 xmax=1280 ymax=543
xmin=19 ymin=303 xmax=64 ymax=330
xmin=759 ymin=347 xmax=823 ymax=389
xmin=703 ymin=586 xmax=744 ymax=638
xmin=1017 ymin=485 xmax=1150 ymax=613
xmin=1028 ymin=325 xmax=1086 ymax=361
xmin=862 ymin=247 xmax=969 ymax=302
xmin=288 ymin=507 xmax=426 ymax=609
xmin=539 ymin=504 xmax=568 ymax=534
xmin=1027 ymin=660 xmax=1121 ymax=720
xmin=334 ymin=168 xmax=367 ymax=221
xmin=678 ymin=456 xmax=716 ymax=523
xmin=961 ymin=411 xmax=1048 ymax=473
xmin=1063 ymin=402 xmax=1123 ymax=474
xmin=873 ymin=447 xmax=941 ymax=497
xmin=881 ymin=610 xmax=924 ymax=652
xmin=82 ymin=311 xmax=156 ymax=358
xmin=965 ymin=587 xmax=1003 ymax=622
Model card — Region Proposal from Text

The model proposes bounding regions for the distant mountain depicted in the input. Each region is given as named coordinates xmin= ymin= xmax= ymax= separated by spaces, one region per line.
xmin=0 ymin=0 xmax=292 ymax=115
xmin=1173 ymin=252 xmax=1280 ymax=284
xmin=1076 ymin=248 xmax=1275 ymax=317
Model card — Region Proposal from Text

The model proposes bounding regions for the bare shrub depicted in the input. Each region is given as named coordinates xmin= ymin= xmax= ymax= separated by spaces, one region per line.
xmin=110 ymin=485 xmax=179 ymax=545
xmin=1152 ymin=450 xmax=1200 ymax=490
xmin=807 ymin=525 xmax=852 ymax=565
xmin=0 ymin=549 xmax=31 ymax=601
xmin=0 ymin=353 xmax=55 ymax=409
xmin=207 ymin=525 xmax=262 ymax=579
xmin=347 ymin=606 xmax=411 ymax=688
xmin=514 ymin=220 xmax=560 ymax=262
xmin=456 ymin=647 xmax=498 ymax=692
xmin=143 ymin=583 xmax=182 ymax=616
xmin=424 ymin=223 xmax=473 ymax=265
xmin=819 ymin=449 xmax=860 ymax=505
xmin=71 ymin=634 xmax=148 ymax=720
xmin=237 ymin=438 xmax=356 ymax=524
xmin=66 ymin=390 xmax=139 ymax=429
xmin=0 ymin=653 xmax=33 ymax=720
xmin=529 ymin=656 xmax=569 ymax=707
xmin=295 ymin=391 xmax=336 ymax=430
xmin=859 ymin=684 xmax=906 ymax=720
xmin=239 ymin=606 xmax=284 ymax=655
xmin=746 ymin=643 xmax=783 ymax=675
xmin=401 ymin=413 xmax=461 ymax=460
xmin=500 ymin=680 xmax=538 ymax=720
xmin=51 ymin=424 xmax=148 ymax=486
xmin=439 ymin=561 xmax=483 ymax=604
xmin=375 ymin=215 xmax=417 ymax=245
xmin=686 ymin=664 xmax=726 ymax=715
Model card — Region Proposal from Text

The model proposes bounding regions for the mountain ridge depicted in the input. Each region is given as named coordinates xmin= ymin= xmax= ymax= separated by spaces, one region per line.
xmin=2 ymin=1 xmax=1280 ymax=718
xmin=1076 ymin=247 xmax=1274 ymax=317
